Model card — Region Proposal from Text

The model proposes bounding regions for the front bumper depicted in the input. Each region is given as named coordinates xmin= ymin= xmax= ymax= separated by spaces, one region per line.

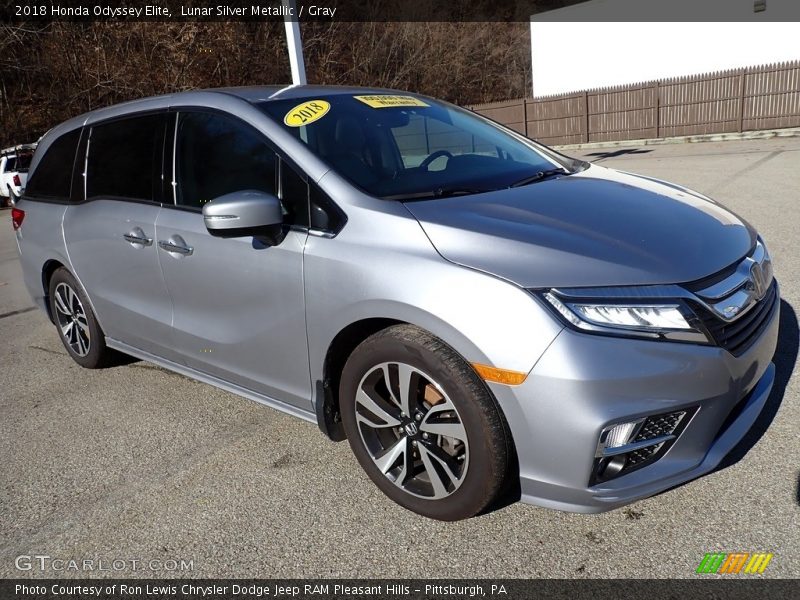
xmin=489 ymin=286 xmax=780 ymax=513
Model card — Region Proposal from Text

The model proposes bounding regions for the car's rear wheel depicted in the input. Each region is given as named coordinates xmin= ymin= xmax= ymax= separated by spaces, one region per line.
xmin=340 ymin=324 xmax=511 ymax=520
xmin=49 ymin=268 xmax=114 ymax=368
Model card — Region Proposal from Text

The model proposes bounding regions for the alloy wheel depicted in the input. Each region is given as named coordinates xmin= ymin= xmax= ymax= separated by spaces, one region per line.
xmin=355 ymin=362 xmax=469 ymax=499
xmin=53 ymin=282 xmax=91 ymax=357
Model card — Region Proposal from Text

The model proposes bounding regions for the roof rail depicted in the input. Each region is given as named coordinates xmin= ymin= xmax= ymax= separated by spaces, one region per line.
xmin=1 ymin=142 xmax=38 ymax=156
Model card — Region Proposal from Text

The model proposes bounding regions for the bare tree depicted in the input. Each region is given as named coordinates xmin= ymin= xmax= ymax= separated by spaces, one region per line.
xmin=0 ymin=21 xmax=531 ymax=146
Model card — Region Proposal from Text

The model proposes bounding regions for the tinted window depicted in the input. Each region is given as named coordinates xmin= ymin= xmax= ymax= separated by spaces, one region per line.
xmin=87 ymin=114 xmax=163 ymax=201
xmin=175 ymin=112 xmax=277 ymax=211
xmin=279 ymin=159 xmax=309 ymax=227
xmin=310 ymin=182 xmax=345 ymax=233
xmin=25 ymin=128 xmax=81 ymax=199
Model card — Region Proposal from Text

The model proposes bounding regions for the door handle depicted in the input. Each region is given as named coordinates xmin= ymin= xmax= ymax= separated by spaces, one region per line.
xmin=158 ymin=239 xmax=194 ymax=256
xmin=123 ymin=230 xmax=153 ymax=246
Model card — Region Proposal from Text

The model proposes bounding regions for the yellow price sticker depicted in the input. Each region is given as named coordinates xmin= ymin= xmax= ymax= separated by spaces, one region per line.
xmin=284 ymin=100 xmax=331 ymax=127
xmin=354 ymin=95 xmax=430 ymax=109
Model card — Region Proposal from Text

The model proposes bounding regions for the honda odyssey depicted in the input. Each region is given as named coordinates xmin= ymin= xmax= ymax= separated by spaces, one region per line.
xmin=12 ymin=86 xmax=779 ymax=520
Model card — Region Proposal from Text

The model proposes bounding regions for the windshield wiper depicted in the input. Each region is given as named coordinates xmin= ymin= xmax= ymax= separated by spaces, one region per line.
xmin=383 ymin=187 xmax=492 ymax=201
xmin=509 ymin=167 xmax=570 ymax=188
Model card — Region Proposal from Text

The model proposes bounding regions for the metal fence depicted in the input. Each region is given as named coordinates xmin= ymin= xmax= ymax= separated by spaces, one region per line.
xmin=468 ymin=61 xmax=800 ymax=146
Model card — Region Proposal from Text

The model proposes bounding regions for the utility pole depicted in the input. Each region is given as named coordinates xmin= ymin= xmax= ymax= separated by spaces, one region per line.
xmin=282 ymin=0 xmax=307 ymax=85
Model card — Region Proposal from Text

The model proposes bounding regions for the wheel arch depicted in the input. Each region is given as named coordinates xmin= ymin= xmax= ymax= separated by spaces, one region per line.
xmin=315 ymin=309 xmax=501 ymax=442
xmin=41 ymin=259 xmax=66 ymax=323
xmin=41 ymin=259 xmax=105 ymax=335
xmin=317 ymin=317 xmax=405 ymax=441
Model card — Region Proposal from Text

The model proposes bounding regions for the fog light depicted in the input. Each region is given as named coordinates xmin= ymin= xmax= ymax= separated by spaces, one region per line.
xmin=604 ymin=422 xmax=637 ymax=448
xmin=595 ymin=418 xmax=644 ymax=457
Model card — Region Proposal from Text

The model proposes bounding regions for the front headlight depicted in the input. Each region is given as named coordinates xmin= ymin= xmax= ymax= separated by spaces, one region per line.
xmin=543 ymin=291 xmax=708 ymax=343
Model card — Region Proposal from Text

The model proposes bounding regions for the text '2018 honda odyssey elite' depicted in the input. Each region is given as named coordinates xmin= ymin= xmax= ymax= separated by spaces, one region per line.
xmin=13 ymin=86 xmax=779 ymax=520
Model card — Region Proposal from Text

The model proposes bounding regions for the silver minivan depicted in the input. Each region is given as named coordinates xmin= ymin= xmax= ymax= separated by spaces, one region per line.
xmin=13 ymin=86 xmax=779 ymax=520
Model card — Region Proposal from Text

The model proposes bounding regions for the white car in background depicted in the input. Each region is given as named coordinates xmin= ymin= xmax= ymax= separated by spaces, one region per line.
xmin=1 ymin=144 xmax=35 ymax=206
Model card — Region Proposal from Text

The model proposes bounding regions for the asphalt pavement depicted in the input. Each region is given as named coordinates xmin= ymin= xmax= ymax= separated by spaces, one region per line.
xmin=0 ymin=137 xmax=798 ymax=578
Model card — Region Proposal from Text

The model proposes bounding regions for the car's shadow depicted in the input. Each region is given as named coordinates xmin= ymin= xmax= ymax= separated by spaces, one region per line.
xmin=796 ymin=471 xmax=800 ymax=507
xmin=108 ymin=351 xmax=140 ymax=367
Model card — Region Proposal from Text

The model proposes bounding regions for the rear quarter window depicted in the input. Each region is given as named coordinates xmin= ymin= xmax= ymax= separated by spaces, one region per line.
xmin=25 ymin=128 xmax=81 ymax=200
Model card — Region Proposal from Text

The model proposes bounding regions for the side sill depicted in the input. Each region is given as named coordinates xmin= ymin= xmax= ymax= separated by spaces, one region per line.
xmin=105 ymin=338 xmax=317 ymax=424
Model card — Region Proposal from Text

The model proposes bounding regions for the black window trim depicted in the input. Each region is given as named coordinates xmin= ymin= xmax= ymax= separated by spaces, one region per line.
xmin=69 ymin=126 xmax=91 ymax=203
xmin=308 ymin=179 xmax=348 ymax=237
xmin=278 ymin=155 xmax=310 ymax=230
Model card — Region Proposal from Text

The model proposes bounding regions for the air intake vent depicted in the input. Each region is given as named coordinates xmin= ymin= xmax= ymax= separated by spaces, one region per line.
xmin=591 ymin=409 xmax=694 ymax=485
xmin=632 ymin=411 xmax=686 ymax=443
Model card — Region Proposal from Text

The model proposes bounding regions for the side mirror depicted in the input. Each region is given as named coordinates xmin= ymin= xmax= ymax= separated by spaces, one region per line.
xmin=202 ymin=190 xmax=283 ymax=242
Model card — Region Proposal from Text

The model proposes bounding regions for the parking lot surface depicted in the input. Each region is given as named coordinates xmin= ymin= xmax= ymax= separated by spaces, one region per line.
xmin=1 ymin=137 xmax=798 ymax=578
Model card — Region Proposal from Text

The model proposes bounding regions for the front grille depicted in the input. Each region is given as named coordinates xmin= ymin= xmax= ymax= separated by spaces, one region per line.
xmin=694 ymin=280 xmax=778 ymax=356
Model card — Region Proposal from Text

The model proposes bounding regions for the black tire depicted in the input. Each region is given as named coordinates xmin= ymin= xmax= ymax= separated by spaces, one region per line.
xmin=48 ymin=267 xmax=114 ymax=368
xmin=340 ymin=324 xmax=511 ymax=521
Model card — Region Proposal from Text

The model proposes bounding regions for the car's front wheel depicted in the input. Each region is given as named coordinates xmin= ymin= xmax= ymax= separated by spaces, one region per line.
xmin=340 ymin=324 xmax=511 ymax=520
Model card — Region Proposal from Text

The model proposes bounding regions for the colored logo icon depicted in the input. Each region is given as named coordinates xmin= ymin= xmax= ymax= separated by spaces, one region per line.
xmin=697 ymin=552 xmax=773 ymax=574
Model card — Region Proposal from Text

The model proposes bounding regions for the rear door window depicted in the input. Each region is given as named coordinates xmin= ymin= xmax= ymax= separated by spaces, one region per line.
xmin=86 ymin=113 xmax=164 ymax=202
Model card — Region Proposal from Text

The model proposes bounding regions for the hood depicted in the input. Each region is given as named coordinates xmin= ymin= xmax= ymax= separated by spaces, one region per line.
xmin=404 ymin=165 xmax=756 ymax=288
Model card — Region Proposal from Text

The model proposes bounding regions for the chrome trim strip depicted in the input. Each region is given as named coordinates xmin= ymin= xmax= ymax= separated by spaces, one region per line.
xmin=170 ymin=112 xmax=178 ymax=205
xmin=695 ymin=241 xmax=767 ymax=301
xmin=598 ymin=434 xmax=675 ymax=458
xmin=709 ymin=287 xmax=759 ymax=321
xmin=308 ymin=228 xmax=336 ymax=238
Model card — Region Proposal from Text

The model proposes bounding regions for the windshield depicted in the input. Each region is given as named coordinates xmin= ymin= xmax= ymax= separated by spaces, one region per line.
xmin=259 ymin=94 xmax=577 ymax=199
